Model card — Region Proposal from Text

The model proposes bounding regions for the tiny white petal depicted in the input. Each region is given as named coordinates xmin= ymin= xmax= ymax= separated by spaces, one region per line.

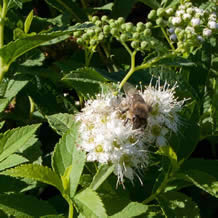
xmin=203 ymin=28 xmax=212 ymax=37
xmin=191 ymin=18 xmax=200 ymax=26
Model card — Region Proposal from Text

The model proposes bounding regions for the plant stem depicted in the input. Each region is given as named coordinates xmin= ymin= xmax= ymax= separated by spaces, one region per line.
xmin=28 ymin=96 xmax=35 ymax=119
xmin=143 ymin=172 xmax=169 ymax=205
xmin=0 ymin=0 xmax=8 ymax=82
xmin=119 ymin=51 xmax=136 ymax=90
xmin=161 ymin=27 xmax=175 ymax=51
xmin=68 ymin=201 xmax=74 ymax=218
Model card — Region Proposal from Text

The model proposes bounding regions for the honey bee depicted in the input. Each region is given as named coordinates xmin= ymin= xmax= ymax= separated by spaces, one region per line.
xmin=120 ymin=83 xmax=152 ymax=129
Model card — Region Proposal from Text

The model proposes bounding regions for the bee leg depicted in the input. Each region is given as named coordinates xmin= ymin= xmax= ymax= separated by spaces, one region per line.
xmin=124 ymin=118 xmax=131 ymax=126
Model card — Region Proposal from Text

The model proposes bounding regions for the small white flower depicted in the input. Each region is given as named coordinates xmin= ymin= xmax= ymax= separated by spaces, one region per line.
xmin=208 ymin=21 xmax=217 ymax=29
xmin=166 ymin=8 xmax=173 ymax=15
xmin=141 ymin=79 xmax=185 ymax=135
xmin=172 ymin=17 xmax=182 ymax=25
xmin=194 ymin=8 xmax=204 ymax=17
xmin=176 ymin=10 xmax=185 ymax=17
xmin=76 ymin=93 xmax=149 ymax=185
xmin=185 ymin=26 xmax=195 ymax=34
xmin=191 ymin=18 xmax=200 ymax=26
xmin=209 ymin=13 xmax=216 ymax=21
xmin=203 ymin=28 xmax=212 ymax=37
xmin=182 ymin=13 xmax=191 ymax=21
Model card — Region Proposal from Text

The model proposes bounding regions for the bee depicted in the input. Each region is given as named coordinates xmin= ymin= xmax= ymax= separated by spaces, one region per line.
xmin=119 ymin=83 xmax=152 ymax=129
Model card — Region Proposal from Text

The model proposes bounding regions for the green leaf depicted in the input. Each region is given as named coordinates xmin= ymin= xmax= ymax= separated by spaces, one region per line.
xmin=137 ymin=0 xmax=160 ymax=9
xmin=0 ymin=164 xmax=63 ymax=192
xmin=0 ymin=154 xmax=28 ymax=171
xmin=74 ymin=188 xmax=107 ymax=218
xmin=112 ymin=0 xmax=135 ymax=18
xmin=24 ymin=10 xmax=34 ymax=34
xmin=180 ymin=169 xmax=218 ymax=198
xmin=94 ymin=3 xmax=114 ymax=11
xmin=62 ymin=67 xmax=107 ymax=98
xmin=52 ymin=126 xmax=86 ymax=197
xmin=0 ymin=76 xmax=28 ymax=112
xmin=181 ymin=158 xmax=218 ymax=179
xmin=0 ymin=124 xmax=40 ymax=162
xmin=0 ymin=121 xmax=5 ymax=130
xmin=0 ymin=193 xmax=56 ymax=217
xmin=0 ymin=23 xmax=92 ymax=69
xmin=169 ymin=121 xmax=200 ymax=161
xmin=45 ymin=0 xmax=86 ymax=21
xmin=20 ymin=49 xmax=45 ymax=67
xmin=90 ymin=165 xmax=115 ymax=191
xmin=110 ymin=202 xmax=148 ymax=218
xmin=157 ymin=191 xmax=200 ymax=217
xmin=47 ymin=113 xmax=75 ymax=136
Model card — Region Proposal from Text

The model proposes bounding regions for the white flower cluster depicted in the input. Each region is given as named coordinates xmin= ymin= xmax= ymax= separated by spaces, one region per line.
xmin=167 ymin=1 xmax=217 ymax=52
xmin=75 ymin=80 xmax=185 ymax=185
xmin=140 ymin=80 xmax=185 ymax=147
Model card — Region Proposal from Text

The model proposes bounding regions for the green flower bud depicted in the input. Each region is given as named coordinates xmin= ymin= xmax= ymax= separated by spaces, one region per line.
xmin=103 ymin=25 xmax=110 ymax=33
xmin=90 ymin=39 xmax=97 ymax=46
xmin=131 ymin=41 xmax=139 ymax=49
xmin=141 ymin=41 xmax=148 ymax=49
xmin=145 ymin=22 xmax=152 ymax=28
xmin=95 ymin=27 xmax=102 ymax=34
xmin=117 ymin=17 xmax=125 ymax=25
xmin=157 ymin=8 xmax=165 ymax=17
xmin=125 ymin=22 xmax=133 ymax=31
xmin=82 ymin=33 xmax=89 ymax=40
xmin=87 ymin=29 xmax=95 ymax=37
xmin=175 ymin=28 xmax=181 ymax=35
xmin=148 ymin=10 xmax=156 ymax=20
xmin=98 ymin=33 xmax=104 ymax=41
xmin=95 ymin=20 xmax=102 ymax=27
xmin=92 ymin=16 xmax=99 ymax=23
xmin=150 ymin=40 xmax=156 ymax=46
xmin=73 ymin=31 xmax=82 ymax=38
xmin=177 ymin=30 xmax=185 ymax=40
xmin=110 ymin=27 xmax=118 ymax=35
xmin=109 ymin=19 xmax=115 ymax=24
xmin=77 ymin=38 xmax=83 ymax=44
xmin=120 ymin=33 xmax=128 ymax=41
xmin=143 ymin=28 xmax=151 ymax=36
xmin=136 ymin=22 xmax=144 ymax=32
xmin=133 ymin=32 xmax=140 ymax=39
xmin=101 ymin=15 xmax=108 ymax=22
xmin=156 ymin=17 xmax=164 ymax=26
xmin=121 ymin=23 xmax=126 ymax=30
xmin=110 ymin=22 xmax=116 ymax=28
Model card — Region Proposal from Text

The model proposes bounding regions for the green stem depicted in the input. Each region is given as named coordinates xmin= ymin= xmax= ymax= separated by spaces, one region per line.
xmin=68 ymin=201 xmax=74 ymax=218
xmin=161 ymin=27 xmax=175 ymax=51
xmin=119 ymin=51 xmax=136 ymax=90
xmin=28 ymin=96 xmax=35 ymax=119
xmin=143 ymin=172 xmax=169 ymax=205
xmin=0 ymin=0 xmax=8 ymax=82
xmin=101 ymin=43 xmax=119 ymax=72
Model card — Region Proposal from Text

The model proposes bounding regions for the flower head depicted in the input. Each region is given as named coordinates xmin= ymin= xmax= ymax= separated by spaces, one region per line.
xmin=76 ymin=93 xmax=149 ymax=185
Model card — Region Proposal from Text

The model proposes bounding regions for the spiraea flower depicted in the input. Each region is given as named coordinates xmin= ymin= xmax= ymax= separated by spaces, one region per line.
xmin=75 ymin=93 xmax=149 ymax=186
xmin=140 ymin=79 xmax=186 ymax=146
xmin=75 ymin=80 xmax=186 ymax=185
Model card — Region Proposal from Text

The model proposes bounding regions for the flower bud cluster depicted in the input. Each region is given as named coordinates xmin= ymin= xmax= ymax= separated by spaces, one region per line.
xmin=74 ymin=15 xmax=160 ymax=53
xmin=148 ymin=1 xmax=217 ymax=53
xmin=75 ymin=80 xmax=185 ymax=185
